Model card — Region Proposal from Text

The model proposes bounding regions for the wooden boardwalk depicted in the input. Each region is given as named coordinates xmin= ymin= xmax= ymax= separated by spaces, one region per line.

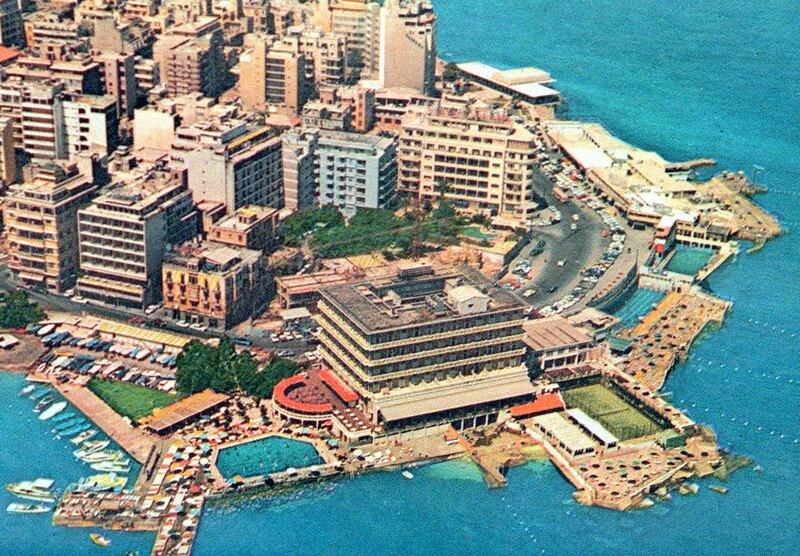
xmin=54 ymin=382 xmax=157 ymax=464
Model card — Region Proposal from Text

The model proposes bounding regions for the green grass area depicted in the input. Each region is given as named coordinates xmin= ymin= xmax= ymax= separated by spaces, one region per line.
xmin=562 ymin=383 xmax=663 ymax=441
xmin=279 ymin=205 xmax=464 ymax=259
xmin=88 ymin=378 xmax=177 ymax=421
xmin=460 ymin=225 xmax=496 ymax=241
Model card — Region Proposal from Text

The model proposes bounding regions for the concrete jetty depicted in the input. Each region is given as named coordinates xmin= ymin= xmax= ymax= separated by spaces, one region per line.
xmin=53 ymin=382 xmax=157 ymax=464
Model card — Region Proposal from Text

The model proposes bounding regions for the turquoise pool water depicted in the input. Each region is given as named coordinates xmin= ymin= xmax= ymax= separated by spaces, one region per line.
xmin=215 ymin=436 xmax=323 ymax=479
xmin=665 ymin=246 xmax=715 ymax=276
xmin=610 ymin=288 xmax=666 ymax=328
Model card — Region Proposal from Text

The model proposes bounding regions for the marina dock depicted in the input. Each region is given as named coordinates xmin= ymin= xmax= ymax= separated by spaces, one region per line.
xmin=53 ymin=382 xmax=157 ymax=464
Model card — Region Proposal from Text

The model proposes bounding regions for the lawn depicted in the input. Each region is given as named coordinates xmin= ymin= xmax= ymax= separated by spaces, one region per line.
xmin=88 ymin=378 xmax=177 ymax=421
xmin=460 ymin=225 xmax=496 ymax=241
xmin=562 ymin=383 xmax=663 ymax=441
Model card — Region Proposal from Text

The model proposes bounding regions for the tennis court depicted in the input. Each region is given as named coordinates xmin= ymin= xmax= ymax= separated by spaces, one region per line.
xmin=562 ymin=383 xmax=663 ymax=441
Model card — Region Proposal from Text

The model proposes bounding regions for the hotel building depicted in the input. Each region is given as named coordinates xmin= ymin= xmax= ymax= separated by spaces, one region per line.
xmin=173 ymin=119 xmax=284 ymax=212
xmin=76 ymin=164 xmax=198 ymax=309
xmin=5 ymin=164 xmax=97 ymax=292
xmin=317 ymin=265 xmax=535 ymax=432
xmin=398 ymin=107 xmax=539 ymax=219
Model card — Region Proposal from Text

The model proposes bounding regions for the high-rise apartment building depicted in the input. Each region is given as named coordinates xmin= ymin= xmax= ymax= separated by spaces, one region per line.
xmin=96 ymin=52 xmax=137 ymax=119
xmin=239 ymin=35 xmax=308 ymax=115
xmin=281 ymin=129 xmax=318 ymax=211
xmin=62 ymin=94 xmax=119 ymax=156
xmin=313 ymin=0 xmax=380 ymax=80
xmin=379 ymin=0 xmax=436 ymax=95
xmin=286 ymin=27 xmax=348 ymax=88
xmin=173 ymin=119 xmax=284 ymax=212
xmin=315 ymin=130 xmax=396 ymax=213
xmin=0 ymin=0 xmax=23 ymax=47
xmin=153 ymin=18 xmax=228 ymax=98
xmin=282 ymin=129 xmax=397 ymax=214
xmin=316 ymin=265 xmax=534 ymax=431
xmin=0 ymin=116 xmax=16 ymax=187
xmin=398 ymin=107 xmax=539 ymax=219
xmin=5 ymin=164 xmax=98 ymax=292
xmin=77 ymin=165 xmax=198 ymax=309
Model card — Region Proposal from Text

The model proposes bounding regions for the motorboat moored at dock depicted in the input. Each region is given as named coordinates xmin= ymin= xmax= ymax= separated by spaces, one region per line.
xmin=34 ymin=395 xmax=55 ymax=412
xmin=5 ymin=478 xmax=56 ymax=503
xmin=6 ymin=502 xmax=52 ymax=514
xmin=39 ymin=401 xmax=67 ymax=421
xmin=70 ymin=429 xmax=97 ymax=445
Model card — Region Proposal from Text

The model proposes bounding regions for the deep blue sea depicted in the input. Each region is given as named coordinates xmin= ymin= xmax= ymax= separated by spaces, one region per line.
xmin=2 ymin=0 xmax=799 ymax=553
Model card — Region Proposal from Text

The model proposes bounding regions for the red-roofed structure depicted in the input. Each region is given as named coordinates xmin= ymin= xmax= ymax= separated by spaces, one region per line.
xmin=510 ymin=392 xmax=565 ymax=419
xmin=273 ymin=374 xmax=333 ymax=416
xmin=319 ymin=369 xmax=359 ymax=404
xmin=0 ymin=47 xmax=20 ymax=65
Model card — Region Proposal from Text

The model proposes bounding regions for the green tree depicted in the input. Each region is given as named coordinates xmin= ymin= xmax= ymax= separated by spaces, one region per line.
xmin=176 ymin=339 xmax=297 ymax=399
xmin=251 ymin=357 xmax=298 ymax=399
xmin=442 ymin=62 xmax=460 ymax=82
xmin=0 ymin=290 xmax=45 ymax=328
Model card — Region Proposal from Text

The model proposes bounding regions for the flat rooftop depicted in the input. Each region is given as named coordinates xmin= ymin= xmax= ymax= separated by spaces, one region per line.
xmin=322 ymin=265 xmax=522 ymax=333
xmin=524 ymin=315 xmax=593 ymax=352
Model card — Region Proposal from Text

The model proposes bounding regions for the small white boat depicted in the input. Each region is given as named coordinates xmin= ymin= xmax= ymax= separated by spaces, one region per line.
xmin=91 ymin=461 xmax=130 ymax=474
xmin=19 ymin=384 xmax=36 ymax=396
xmin=6 ymin=478 xmax=55 ymax=503
xmin=39 ymin=401 xmax=67 ymax=421
xmin=401 ymin=470 xmax=414 ymax=480
xmin=90 ymin=533 xmax=111 ymax=547
xmin=6 ymin=502 xmax=52 ymax=514
xmin=80 ymin=450 xmax=124 ymax=464
xmin=74 ymin=440 xmax=110 ymax=459
xmin=70 ymin=429 xmax=97 ymax=445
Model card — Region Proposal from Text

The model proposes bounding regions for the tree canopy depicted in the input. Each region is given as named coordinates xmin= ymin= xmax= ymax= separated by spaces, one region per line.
xmin=176 ymin=338 xmax=299 ymax=399
xmin=0 ymin=290 xmax=45 ymax=329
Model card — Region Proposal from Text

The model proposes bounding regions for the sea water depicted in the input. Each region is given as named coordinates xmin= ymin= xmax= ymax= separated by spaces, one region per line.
xmin=2 ymin=0 xmax=799 ymax=553
xmin=0 ymin=374 xmax=153 ymax=555
xmin=194 ymin=1 xmax=800 ymax=554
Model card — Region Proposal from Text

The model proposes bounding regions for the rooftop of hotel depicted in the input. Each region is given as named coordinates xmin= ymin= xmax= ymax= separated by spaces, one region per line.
xmin=321 ymin=265 xmax=522 ymax=332
xmin=524 ymin=315 xmax=594 ymax=352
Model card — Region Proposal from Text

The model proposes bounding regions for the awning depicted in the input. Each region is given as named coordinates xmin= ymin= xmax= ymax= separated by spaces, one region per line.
xmin=378 ymin=373 xmax=534 ymax=423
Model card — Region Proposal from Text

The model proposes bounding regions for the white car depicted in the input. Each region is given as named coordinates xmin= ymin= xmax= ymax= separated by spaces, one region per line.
xmin=175 ymin=320 xmax=190 ymax=328
xmin=71 ymin=295 xmax=87 ymax=304
xmin=190 ymin=323 xmax=207 ymax=332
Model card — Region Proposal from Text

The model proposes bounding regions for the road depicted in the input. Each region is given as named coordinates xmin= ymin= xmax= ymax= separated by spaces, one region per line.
xmin=510 ymin=169 xmax=611 ymax=308
xmin=0 ymin=268 xmax=315 ymax=354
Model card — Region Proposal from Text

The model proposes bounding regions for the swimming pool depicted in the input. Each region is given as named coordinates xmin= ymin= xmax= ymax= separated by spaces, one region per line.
xmin=215 ymin=436 xmax=323 ymax=479
xmin=664 ymin=245 xmax=715 ymax=276
xmin=610 ymin=288 xmax=666 ymax=328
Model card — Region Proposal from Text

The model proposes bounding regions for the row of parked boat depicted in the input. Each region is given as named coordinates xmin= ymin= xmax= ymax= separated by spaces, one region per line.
xmin=6 ymin=383 xmax=132 ymax=516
